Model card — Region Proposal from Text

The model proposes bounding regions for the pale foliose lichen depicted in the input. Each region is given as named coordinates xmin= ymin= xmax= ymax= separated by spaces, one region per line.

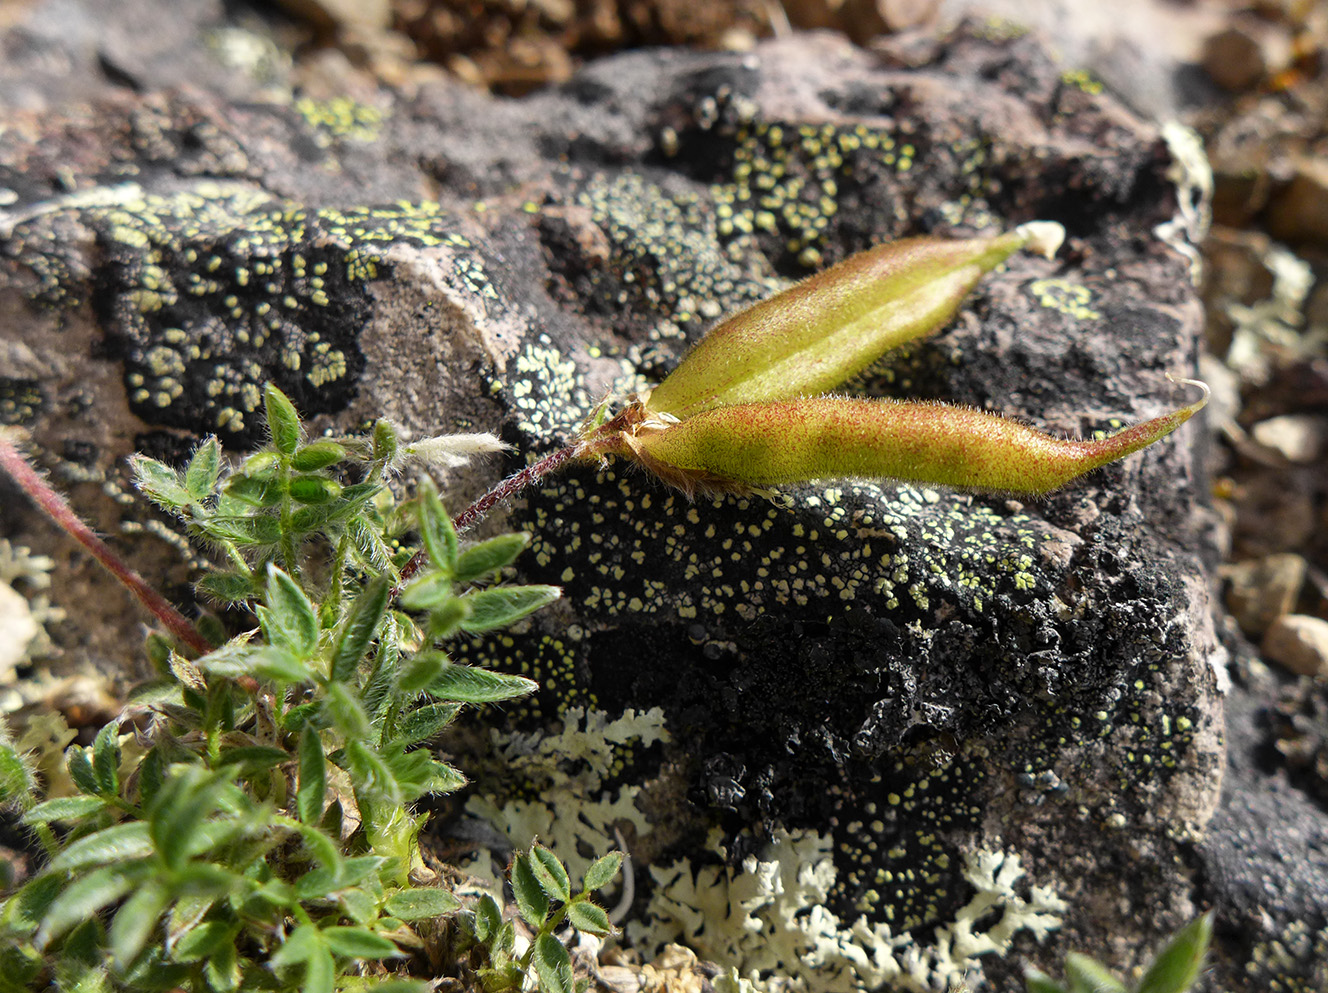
xmin=0 ymin=539 xmax=63 ymax=670
xmin=463 ymin=706 xmax=670 ymax=885
xmin=630 ymin=829 xmax=1065 ymax=993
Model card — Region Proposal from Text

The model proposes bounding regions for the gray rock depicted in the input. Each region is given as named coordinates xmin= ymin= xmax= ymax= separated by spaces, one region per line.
xmin=1263 ymin=614 xmax=1328 ymax=678
xmin=0 ymin=7 xmax=1261 ymax=989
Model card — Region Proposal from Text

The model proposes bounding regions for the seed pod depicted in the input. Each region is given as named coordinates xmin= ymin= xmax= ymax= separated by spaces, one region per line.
xmin=644 ymin=222 xmax=1064 ymax=419
xmin=615 ymin=380 xmax=1209 ymax=497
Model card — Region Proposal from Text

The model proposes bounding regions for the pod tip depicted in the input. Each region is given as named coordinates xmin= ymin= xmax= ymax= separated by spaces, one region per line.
xmin=1016 ymin=221 xmax=1066 ymax=260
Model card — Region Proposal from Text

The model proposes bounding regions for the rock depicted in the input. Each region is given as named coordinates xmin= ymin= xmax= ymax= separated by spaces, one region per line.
xmin=1250 ymin=413 xmax=1328 ymax=462
xmin=1224 ymin=553 xmax=1308 ymax=636
xmin=1201 ymin=22 xmax=1292 ymax=93
xmin=1267 ymin=156 xmax=1328 ymax=246
xmin=0 ymin=11 xmax=1230 ymax=990
xmin=840 ymin=0 xmax=941 ymax=43
xmin=1263 ymin=614 xmax=1328 ymax=676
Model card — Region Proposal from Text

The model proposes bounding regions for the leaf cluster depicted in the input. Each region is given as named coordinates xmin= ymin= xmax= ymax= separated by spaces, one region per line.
xmin=1026 ymin=912 xmax=1213 ymax=993
xmin=0 ymin=386 xmax=559 ymax=992
xmin=466 ymin=844 xmax=622 ymax=993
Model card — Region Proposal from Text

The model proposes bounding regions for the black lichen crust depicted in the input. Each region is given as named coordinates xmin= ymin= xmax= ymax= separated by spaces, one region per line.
xmin=7 ymin=186 xmax=488 ymax=444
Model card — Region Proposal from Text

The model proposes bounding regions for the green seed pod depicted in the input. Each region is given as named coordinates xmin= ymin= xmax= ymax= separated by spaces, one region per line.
xmin=616 ymin=381 xmax=1208 ymax=497
xmin=643 ymin=223 xmax=1064 ymax=419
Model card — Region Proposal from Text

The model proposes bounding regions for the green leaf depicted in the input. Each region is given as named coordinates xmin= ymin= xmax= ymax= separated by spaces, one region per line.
xmin=199 ymin=512 xmax=283 ymax=546
xmin=529 ymin=844 xmax=571 ymax=903
xmin=338 ymin=886 xmax=380 ymax=924
xmin=264 ymin=384 xmax=302 ymax=455
xmin=321 ymin=926 xmax=401 ymax=960
xmin=269 ymin=922 xmax=323 ymax=970
xmin=453 ymin=533 xmax=529 ymax=583
xmin=298 ymin=723 xmax=326 ymax=825
xmin=426 ymin=597 xmax=472 ymax=642
xmin=566 ymin=901 xmax=613 ymax=937
xmin=23 ymin=795 xmax=107 ymax=825
xmin=108 ymin=881 xmax=170 ymax=968
xmin=459 ymin=585 xmax=560 ymax=633
xmin=0 ymin=744 xmax=32 ymax=803
xmin=49 ymin=822 xmax=153 ymax=873
xmin=216 ymin=745 xmax=291 ymax=775
xmin=472 ymin=892 xmax=502 ymax=942
xmin=416 ymin=478 xmax=458 ymax=575
xmin=203 ymin=942 xmax=240 ymax=993
xmin=184 ymin=437 xmax=221 ymax=501
xmin=171 ymin=920 xmax=233 ymax=963
xmin=397 ymin=651 xmax=447 ymax=695
xmin=264 ymin=565 xmax=320 ymax=658
xmin=394 ymin=701 xmax=462 ymax=747
xmin=67 ymin=747 xmax=99 ymax=796
xmin=372 ymin=419 xmax=398 ymax=465
xmin=1136 ymin=912 xmax=1213 ymax=993
xmin=295 ymin=856 xmax=385 ymax=902
xmin=292 ymin=440 xmax=347 ymax=471
xmin=3 ymin=873 xmax=63 ymax=933
xmin=322 ymin=680 xmax=371 ymax=740
xmin=1025 ymin=969 xmax=1069 ymax=993
xmin=398 ymin=573 xmax=457 ymax=611
xmin=220 ymin=470 xmax=284 ymax=508
xmin=90 ymin=724 xmax=121 ymax=795
xmin=305 ymin=946 xmax=335 ymax=993
xmin=246 ymin=646 xmax=313 ymax=684
xmin=511 ymin=852 xmax=549 ymax=927
xmin=148 ymin=766 xmax=223 ymax=870
xmin=645 ymin=225 xmax=1054 ymax=418
xmin=130 ymin=454 xmax=191 ymax=509
xmin=36 ymin=861 xmax=150 ymax=948
xmin=425 ymin=663 xmax=538 ymax=704
xmin=1064 ymin=953 xmax=1128 ymax=993
xmin=531 ymin=932 xmax=574 ymax=993
xmin=195 ymin=570 xmax=256 ymax=604
xmin=342 ymin=740 xmax=400 ymax=805
xmin=289 ymin=475 xmax=340 ymax=504
xmin=581 ymin=851 xmax=623 ymax=893
xmin=331 ymin=576 xmax=389 ymax=683
xmin=383 ymin=887 xmax=462 ymax=920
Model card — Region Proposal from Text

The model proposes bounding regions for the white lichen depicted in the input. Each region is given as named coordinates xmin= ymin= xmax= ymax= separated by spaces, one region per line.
xmin=463 ymin=706 xmax=669 ymax=884
xmin=630 ymin=828 xmax=1066 ymax=993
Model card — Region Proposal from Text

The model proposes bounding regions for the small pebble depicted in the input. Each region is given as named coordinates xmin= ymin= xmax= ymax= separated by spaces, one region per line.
xmin=1250 ymin=414 xmax=1328 ymax=462
xmin=1267 ymin=157 xmax=1328 ymax=245
xmin=1224 ymin=552 xmax=1307 ymax=636
xmin=1263 ymin=614 xmax=1328 ymax=677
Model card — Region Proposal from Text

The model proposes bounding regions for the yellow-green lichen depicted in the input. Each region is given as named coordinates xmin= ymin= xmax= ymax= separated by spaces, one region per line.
xmin=1028 ymin=277 xmax=1102 ymax=321
xmin=294 ymin=96 xmax=386 ymax=146
xmin=13 ymin=182 xmax=493 ymax=440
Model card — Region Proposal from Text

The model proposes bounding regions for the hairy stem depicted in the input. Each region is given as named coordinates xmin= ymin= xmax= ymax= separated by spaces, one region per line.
xmin=395 ymin=439 xmax=591 ymax=593
xmin=0 ymin=431 xmax=212 ymax=656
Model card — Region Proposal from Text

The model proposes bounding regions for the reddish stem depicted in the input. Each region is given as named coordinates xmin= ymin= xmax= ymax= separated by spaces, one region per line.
xmin=395 ymin=441 xmax=586 ymax=593
xmin=0 ymin=432 xmax=213 ymax=657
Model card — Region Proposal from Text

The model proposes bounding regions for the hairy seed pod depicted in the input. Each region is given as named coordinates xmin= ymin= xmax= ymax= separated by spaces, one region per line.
xmin=643 ymin=223 xmax=1064 ymax=419
xmin=615 ymin=381 xmax=1209 ymax=496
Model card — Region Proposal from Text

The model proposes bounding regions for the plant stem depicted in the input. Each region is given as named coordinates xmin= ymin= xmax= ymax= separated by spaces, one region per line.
xmin=394 ymin=440 xmax=586 ymax=591
xmin=0 ymin=431 xmax=213 ymax=656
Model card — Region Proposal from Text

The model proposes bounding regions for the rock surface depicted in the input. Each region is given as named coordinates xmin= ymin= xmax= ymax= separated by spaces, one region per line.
xmin=0 ymin=3 xmax=1306 ymax=990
